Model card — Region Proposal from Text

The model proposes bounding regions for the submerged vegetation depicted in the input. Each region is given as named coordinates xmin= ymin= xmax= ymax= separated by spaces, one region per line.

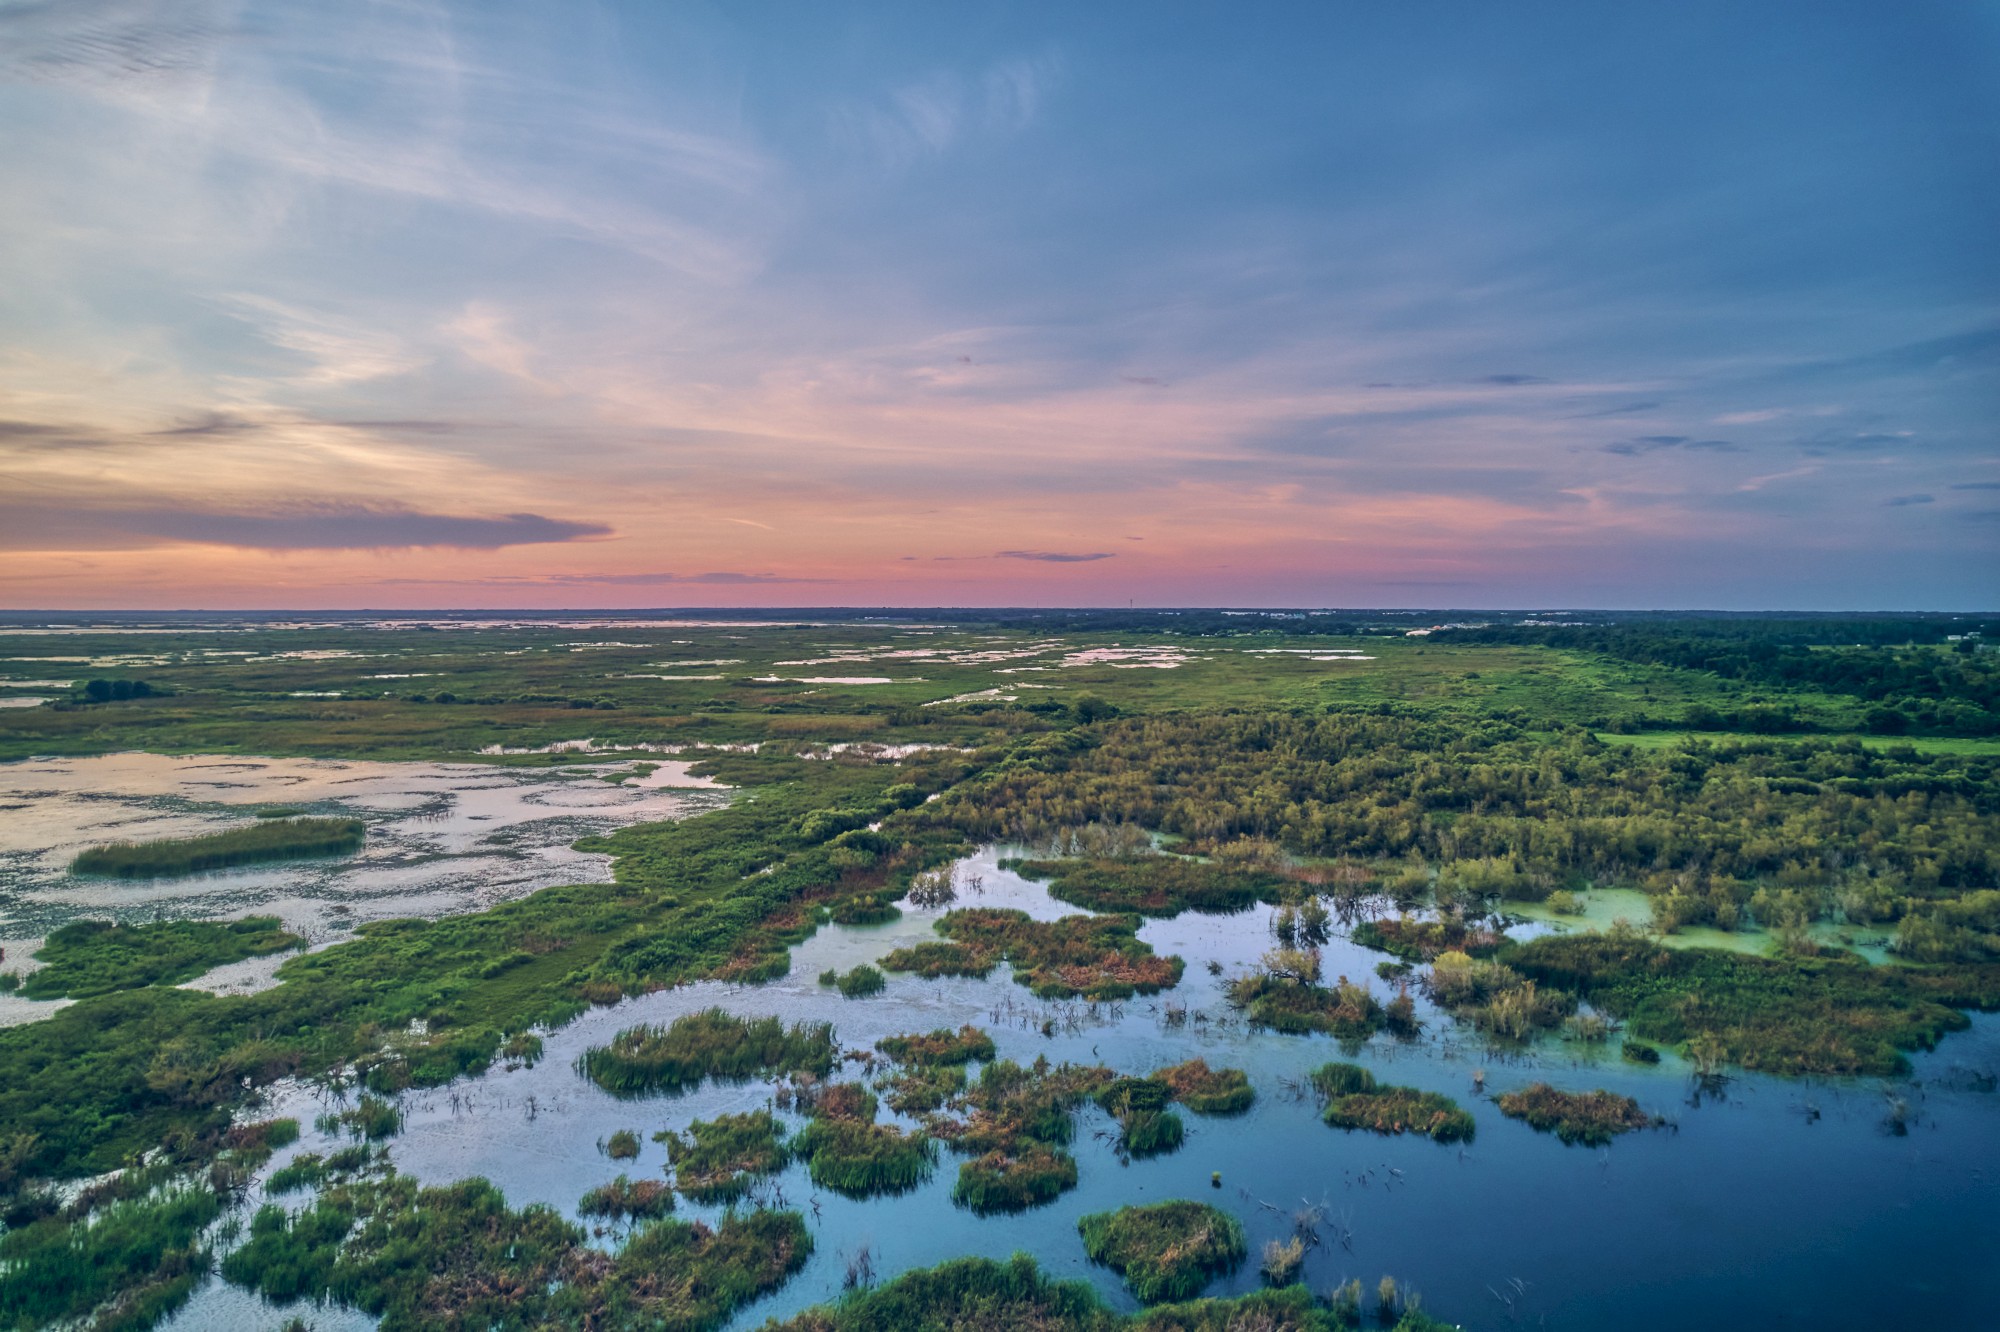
xmin=19 ymin=917 xmax=302 ymax=1000
xmin=1311 ymin=1064 xmax=1475 ymax=1143
xmin=1078 ymin=1201 xmax=1248 ymax=1303
xmin=71 ymin=818 xmax=364 ymax=878
xmin=1495 ymin=1083 xmax=1660 ymax=1146
xmin=578 ymin=1009 xmax=836 ymax=1097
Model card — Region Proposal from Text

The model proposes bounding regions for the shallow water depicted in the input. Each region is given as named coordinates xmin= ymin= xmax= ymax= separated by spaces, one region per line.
xmin=0 ymin=752 xmax=725 ymax=1015
xmin=162 ymin=848 xmax=2000 ymax=1331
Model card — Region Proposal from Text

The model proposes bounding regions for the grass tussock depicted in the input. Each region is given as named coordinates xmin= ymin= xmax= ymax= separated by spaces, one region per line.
xmin=71 ymin=818 xmax=365 ymax=879
xmin=818 ymin=964 xmax=887 ymax=998
xmin=793 ymin=1117 xmax=937 ymax=1198
xmin=1152 ymin=1059 xmax=1254 ymax=1115
xmin=661 ymin=1110 xmax=790 ymax=1204
xmin=882 ymin=908 xmax=1183 ymax=1000
xmin=21 ymin=917 xmax=303 ymax=1000
xmin=951 ymin=1144 xmax=1079 ymax=1214
xmin=1495 ymin=1082 xmax=1658 ymax=1146
xmin=1078 ymin=1200 xmax=1247 ymax=1303
xmin=576 ymin=1173 xmax=675 ymax=1221
xmin=1310 ymin=1064 xmax=1474 ymax=1143
xmin=1230 ymin=971 xmax=1384 ymax=1038
xmin=875 ymin=1025 xmax=995 ymax=1066
xmin=577 ymin=1008 xmax=834 ymax=1096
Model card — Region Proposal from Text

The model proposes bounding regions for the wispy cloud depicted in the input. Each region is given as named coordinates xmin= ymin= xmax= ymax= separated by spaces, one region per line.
xmin=0 ymin=502 xmax=611 ymax=552
xmin=997 ymin=550 xmax=1114 ymax=563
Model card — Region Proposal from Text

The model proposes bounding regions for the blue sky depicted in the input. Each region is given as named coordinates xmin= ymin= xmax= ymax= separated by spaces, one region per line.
xmin=0 ymin=0 xmax=1994 ymax=607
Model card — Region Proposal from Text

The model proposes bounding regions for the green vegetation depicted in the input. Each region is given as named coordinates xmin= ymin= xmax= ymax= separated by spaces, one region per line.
xmin=1352 ymin=915 xmax=1502 ymax=963
xmin=951 ymin=1145 xmax=1079 ymax=1214
xmin=766 ymin=1252 xmax=1451 ymax=1331
xmin=882 ymin=908 xmax=1182 ymax=1000
xmin=577 ymin=1174 xmax=675 ymax=1221
xmin=577 ymin=1009 xmax=836 ymax=1097
xmin=603 ymin=1128 xmax=640 ymax=1160
xmin=71 ymin=818 xmax=364 ymax=879
xmin=1020 ymin=857 xmax=1279 ymax=916
xmin=0 ymin=1162 xmax=219 ymax=1332
xmin=1311 ymin=1064 xmax=1474 ymax=1143
xmin=1509 ymin=929 xmax=1994 ymax=1076
xmin=1495 ymin=1083 xmax=1659 ymax=1146
xmin=793 ymin=1116 xmax=937 ymax=1198
xmin=19 ymin=917 xmax=302 ymax=1000
xmin=220 ymin=1168 xmax=810 ymax=1331
xmin=1152 ymin=1059 xmax=1255 ymax=1115
xmin=319 ymin=1095 xmax=401 ymax=1141
xmin=1230 ymin=965 xmax=1385 ymax=1037
xmin=1078 ymin=1201 xmax=1247 ymax=1303
xmin=819 ymin=963 xmax=887 ymax=997
xmin=660 ymin=1111 xmax=790 ymax=1203
xmin=876 ymin=1025 xmax=996 ymax=1066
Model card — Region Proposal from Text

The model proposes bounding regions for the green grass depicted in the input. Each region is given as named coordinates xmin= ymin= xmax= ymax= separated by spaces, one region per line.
xmin=1078 ymin=1201 xmax=1247 ymax=1303
xmin=20 ymin=917 xmax=302 ymax=1000
xmin=660 ymin=1110 xmax=789 ymax=1204
xmin=1507 ymin=929 xmax=1997 ymax=1076
xmin=1152 ymin=1060 xmax=1254 ymax=1115
xmin=819 ymin=963 xmax=887 ymax=998
xmin=793 ymin=1116 xmax=938 ymax=1198
xmin=883 ymin=908 xmax=1183 ymax=1000
xmin=1495 ymin=1083 xmax=1658 ymax=1146
xmin=875 ymin=1025 xmax=996 ymax=1065
xmin=576 ymin=1008 xmax=836 ymax=1097
xmin=762 ymin=1252 xmax=1451 ymax=1331
xmin=950 ymin=1144 xmax=1079 ymax=1214
xmin=1019 ymin=857 xmax=1278 ymax=917
xmin=576 ymin=1174 xmax=675 ymax=1221
xmin=1310 ymin=1063 xmax=1475 ymax=1143
xmin=71 ymin=818 xmax=364 ymax=878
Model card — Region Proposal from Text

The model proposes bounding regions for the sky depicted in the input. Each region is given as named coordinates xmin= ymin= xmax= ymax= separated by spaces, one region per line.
xmin=0 ymin=0 xmax=1995 ymax=610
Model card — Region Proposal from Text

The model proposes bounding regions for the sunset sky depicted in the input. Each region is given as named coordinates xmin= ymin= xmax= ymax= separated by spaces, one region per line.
xmin=1 ymin=1 xmax=1994 ymax=609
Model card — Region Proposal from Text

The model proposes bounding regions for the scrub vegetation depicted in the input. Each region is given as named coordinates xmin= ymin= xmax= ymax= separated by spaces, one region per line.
xmin=71 ymin=818 xmax=364 ymax=878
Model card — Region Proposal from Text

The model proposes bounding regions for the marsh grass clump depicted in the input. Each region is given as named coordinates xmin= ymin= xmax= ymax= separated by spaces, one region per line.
xmin=1495 ymin=1083 xmax=1658 ymax=1146
xmin=71 ymin=818 xmax=365 ymax=879
xmin=21 ymin=917 xmax=303 ymax=1000
xmin=1621 ymin=1039 xmax=1662 ymax=1064
xmin=1353 ymin=915 xmax=1503 ymax=963
xmin=0 ymin=1161 xmax=221 ymax=1332
xmin=577 ymin=1173 xmax=674 ymax=1221
xmin=602 ymin=1129 xmax=640 ymax=1160
xmin=577 ymin=1008 xmax=834 ymax=1096
xmin=884 ymin=908 xmax=1182 ymax=1000
xmin=1077 ymin=1200 xmax=1247 ymax=1303
xmin=876 ymin=1025 xmax=995 ymax=1066
xmin=265 ymin=1153 xmax=327 ymax=1196
xmin=824 ymin=964 xmax=886 ymax=998
xmin=1311 ymin=1064 xmax=1474 ymax=1143
xmin=1153 ymin=1059 xmax=1254 ymax=1115
xmin=878 ymin=1063 xmax=967 ymax=1115
xmin=1260 ymin=1234 xmax=1305 ymax=1286
xmin=1022 ymin=857 xmax=1278 ymax=917
xmin=221 ymin=1167 xmax=811 ymax=1331
xmin=319 ymin=1094 xmax=402 ymax=1142
xmin=661 ymin=1109 xmax=790 ymax=1203
xmin=793 ymin=1117 xmax=937 ymax=1198
xmin=1117 ymin=1109 xmax=1185 ymax=1158
xmin=1231 ymin=970 xmax=1384 ymax=1038
xmin=951 ymin=1144 xmax=1078 ymax=1214
xmin=1423 ymin=951 xmax=1572 ymax=1042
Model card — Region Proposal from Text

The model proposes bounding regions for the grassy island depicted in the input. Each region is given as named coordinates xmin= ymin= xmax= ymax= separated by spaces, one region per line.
xmin=882 ymin=907 xmax=1183 ymax=1000
xmin=661 ymin=1110 xmax=790 ymax=1203
xmin=1495 ymin=1083 xmax=1659 ymax=1146
xmin=577 ymin=1009 xmax=835 ymax=1097
xmin=1079 ymin=1201 xmax=1248 ymax=1303
xmin=20 ymin=917 xmax=303 ymax=1000
xmin=71 ymin=818 xmax=364 ymax=879
xmin=1311 ymin=1064 xmax=1475 ymax=1143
